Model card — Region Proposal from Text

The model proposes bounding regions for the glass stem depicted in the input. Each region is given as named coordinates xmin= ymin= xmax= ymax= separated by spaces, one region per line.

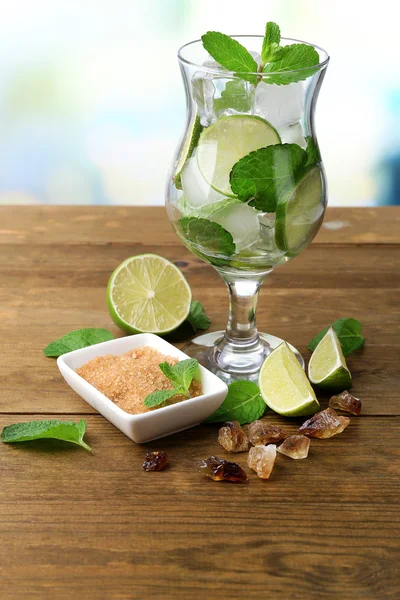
xmin=224 ymin=277 xmax=263 ymax=345
xmin=212 ymin=272 xmax=270 ymax=376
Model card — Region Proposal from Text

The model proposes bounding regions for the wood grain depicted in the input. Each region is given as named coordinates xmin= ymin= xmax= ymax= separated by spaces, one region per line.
xmin=0 ymin=206 xmax=399 ymax=599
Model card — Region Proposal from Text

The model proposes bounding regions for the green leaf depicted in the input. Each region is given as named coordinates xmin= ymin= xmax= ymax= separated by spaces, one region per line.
xmin=213 ymin=80 xmax=253 ymax=114
xmin=159 ymin=358 xmax=199 ymax=393
xmin=1 ymin=419 xmax=92 ymax=452
xmin=44 ymin=328 xmax=114 ymax=357
xmin=203 ymin=381 xmax=266 ymax=425
xmin=178 ymin=195 xmax=240 ymax=219
xmin=230 ymin=143 xmax=308 ymax=212
xmin=262 ymin=43 xmax=320 ymax=85
xmin=308 ymin=318 xmax=365 ymax=356
xmin=201 ymin=31 xmax=258 ymax=84
xmin=305 ymin=136 xmax=321 ymax=166
xmin=187 ymin=300 xmax=211 ymax=331
xmin=179 ymin=217 xmax=236 ymax=256
xmin=261 ymin=22 xmax=281 ymax=64
xmin=143 ymin=389 xmax=182 ymax=408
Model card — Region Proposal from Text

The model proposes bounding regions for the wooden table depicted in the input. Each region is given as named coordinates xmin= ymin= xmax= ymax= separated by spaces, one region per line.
xmin=0 ymin=206 xmax=399 ymax=599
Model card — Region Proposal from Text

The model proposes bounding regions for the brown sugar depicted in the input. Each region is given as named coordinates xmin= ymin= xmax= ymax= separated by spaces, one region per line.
xmin=76 ymin=346 xmax=203 ymax=415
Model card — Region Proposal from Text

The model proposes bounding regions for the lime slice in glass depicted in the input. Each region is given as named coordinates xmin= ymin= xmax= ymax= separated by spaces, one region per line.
xmin=259 ymin=343 xmax=320 ymax=417
xmin=174 ymin=114 xmax=203 ymax=189
xmin=197 ymin=114 xmax=281 ymax=196
xmin=308 ymin=327 xmax=352 ymax=392
xmin=275 ymin=166 xmax=323 ymax=252
xmin=107 ymin=254 xmax=192 ymax=334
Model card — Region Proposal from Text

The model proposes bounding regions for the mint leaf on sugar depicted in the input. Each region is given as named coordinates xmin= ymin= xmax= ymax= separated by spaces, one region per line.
xmin=261 ymin=22 xmax=281 ymax=64
xmin=262 ymin=43 xmax=320 ymax=85
xmin=179 ymin=217 xmax=236 ymax=256
xmin=201 ymin=31 xmax=258 ymax=84
xmin=187 ymin=300 xmax=211 ymax=332
xmin=1 ymin=419 xmax=92 ymax=452
xmin=143 ymin=389 xmax=183 ymax=408
xmin=44 ymin=328 xmax=114 ymax=357
xmin=308 ymin=318 xmax=365 ymax=356
xmin=204 ymin=381 xmax=265 ymax=425
xmin=305 ymin=136 xmax=321 ymax=166
xmin=214 ymin=80 xmax=253 ymax=114
xmin=159 ymin=358 xmax=199 ymax=394
xmin=230 ymin=144 xmax=308 ymax=212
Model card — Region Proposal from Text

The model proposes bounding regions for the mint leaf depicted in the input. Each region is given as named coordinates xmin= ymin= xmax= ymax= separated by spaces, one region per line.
xmin=187 ymin=300 xmax=211 ymax=331
xmin=44 ymin=328 xmax=114 ymax=357
xmin=261 ymin=22 xmax=281 ymax=64
xmin=159 ymin=358 xmax=199 ymax=394
xmin=1 ymin=419 xmax=92 ymax=451
xmin=305 ymin=136 xmax=321 ymax=166
xmin=230 ymin=143 xmax=308 ymax=212
xmin=203 ymin=381 xmax=265 ymax=425
xmin=179 ymin=217 xmax=236 ymax=256
xmin=178 ymin=195 xmax=240 ymax=219
xmin=214 ymin=80 xmax=253 ymax=114
xmin=262 ymin=43 xmax=320 ymax=85
xmin=143 ymin=389 xmax=182 ymax=408
xmin=308 ymin=318 xmax=365 ymax=356
xmin=201 ymin=31 xmax=258 ymax=84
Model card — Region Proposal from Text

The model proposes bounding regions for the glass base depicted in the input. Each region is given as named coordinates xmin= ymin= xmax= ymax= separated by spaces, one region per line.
xmin=182 ymin=331 xmax=304 ymax=385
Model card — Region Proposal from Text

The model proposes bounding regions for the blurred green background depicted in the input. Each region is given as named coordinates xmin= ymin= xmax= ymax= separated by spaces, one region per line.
xmin=0 ymin=0 xmax=398 ymax=206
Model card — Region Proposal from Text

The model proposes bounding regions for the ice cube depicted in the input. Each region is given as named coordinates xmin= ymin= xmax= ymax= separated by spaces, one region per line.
xmin=255 ymin=81 xmax=304 ymax=129
xmin=209 ymin=203 xmax=260 ymax=251
xmin=181 ymin=155 xmax=227 ymax=210
xmin=249 ymin=50 xmax=262 ymax=67
xmin=280 ymin=122 xmax=307 ymax=148
xmin=192 ymin=71 xmax=216 ymax=126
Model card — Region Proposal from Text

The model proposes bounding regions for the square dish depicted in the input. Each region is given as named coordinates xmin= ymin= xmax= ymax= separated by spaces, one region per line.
xmin=57 ymin=333 xmax=228 ymax=443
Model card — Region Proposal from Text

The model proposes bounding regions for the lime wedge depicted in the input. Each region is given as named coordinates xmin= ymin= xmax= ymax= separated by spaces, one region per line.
xmin=107 ymin=254 xmax=191 ymax=334
xmin=259 ymin=343 xmax=320 ymax=417
xmin=197 ymin=115 xmax=281 ymax=196
xmin=308 ymin=327 xmax=352 ymax=392
xmin=174 ymin=114 xmax=203 ymax=190
xmin=275 ymin=166 xmax=323 ymax=252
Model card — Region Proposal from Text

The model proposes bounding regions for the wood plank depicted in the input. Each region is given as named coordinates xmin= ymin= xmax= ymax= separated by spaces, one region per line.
xmin=0 ymin=414 xmax=399 ymax=600
xmin=0 ymin=243 xmax=399 ymax=289
xmin=1 ymin=206 xmax=400 ymax=245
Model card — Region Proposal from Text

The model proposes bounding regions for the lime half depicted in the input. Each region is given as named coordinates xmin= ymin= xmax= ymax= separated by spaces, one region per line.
xmin=275 ymin=166 xmax=323 ymax=252
xmin=197 ymin=114 xmax=281 ymax=196
xmin=174 ymin=115 xmax=203 ymax=190
xmin=259 ymin=343 xmax=320 ymax=417
xmin=308 ymin=327 xmax=352 ymax=392
xmin=107 ymin=254 xmax=191 ymax=334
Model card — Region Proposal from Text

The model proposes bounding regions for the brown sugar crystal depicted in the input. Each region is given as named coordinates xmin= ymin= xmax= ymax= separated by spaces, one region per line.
xmin=76 ymin=346 xmax=202 ymax=415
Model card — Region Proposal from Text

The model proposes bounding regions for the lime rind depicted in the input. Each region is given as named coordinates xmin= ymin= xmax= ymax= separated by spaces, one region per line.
xmin=275 ymin=165 xmax=323 ymax=252
xmin=308 ymin=327 xmax=352 ymax=392
xmin=259 ymin=342 xmax=320 ymax=417
xmin=197 ymin=114 xmax=281 ymax=197
xmin=174 ymin=114 xmax=203 ymax=189
xmin=107 ymin=254 xmax=192 ymax=335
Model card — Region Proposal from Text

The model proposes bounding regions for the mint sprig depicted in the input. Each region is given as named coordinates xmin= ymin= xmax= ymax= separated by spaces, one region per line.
xmin=261 ymin=22 xmax=281 ymax=64
xmin=203 ymin=381 xmax=265 ymax=425
xmin=214 ymin=80 xmax=253 ymax=114
xmin=44 ymin=328 xmax=114 ymax=357
xmin=1 ymin=419 xmax=92 ymax=452
xmin=262 ymin=43 xmax=320 ymax=85
xmin=201 ymin=32 xmax=258 ymax=84
xmin=230 ymin=143 xmax=308 ymax=212
xmin=187 ymin=300 xmax=211 ymax=332
xmin=201 ymin=22 xmax=321 ymax=87
xmin=179 ymin=217 xmax=236 ymax=256
xmin=143 ymin=358 xmax=200 ymax=408
xmin=308 ymin=318 xmax=365 ymax=356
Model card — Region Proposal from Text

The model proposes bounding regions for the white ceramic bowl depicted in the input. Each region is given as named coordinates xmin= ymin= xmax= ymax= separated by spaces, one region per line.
xmin=57 ymin=333 xmax=228 ymax=443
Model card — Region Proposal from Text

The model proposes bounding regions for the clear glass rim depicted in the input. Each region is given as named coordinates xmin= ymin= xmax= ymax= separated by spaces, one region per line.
xmin=178 ymin=35 xmax=330 ymax=77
